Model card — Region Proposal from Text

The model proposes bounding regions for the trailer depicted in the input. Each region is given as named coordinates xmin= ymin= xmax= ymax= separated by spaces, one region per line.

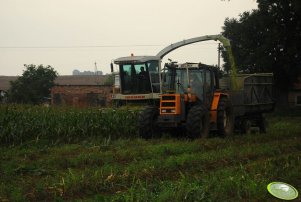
xmin=220 ymin=73 xmax=275 ymax=133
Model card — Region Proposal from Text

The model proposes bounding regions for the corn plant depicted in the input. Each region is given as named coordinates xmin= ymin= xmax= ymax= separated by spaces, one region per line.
xmin=0 ymin=105 xmax=140 ymax=146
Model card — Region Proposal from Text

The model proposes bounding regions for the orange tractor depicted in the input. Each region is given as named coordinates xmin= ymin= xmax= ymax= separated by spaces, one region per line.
xmin=138 ymin=62 xmax=234 ymax=138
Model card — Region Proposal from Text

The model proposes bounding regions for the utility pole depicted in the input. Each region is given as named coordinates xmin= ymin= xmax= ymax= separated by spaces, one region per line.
xmin=94 ymin=62 xmax=100 ymax=85
xmin=94 ymin=61 xmax=98 ymax=75
xmin=218 ymin=43 xmax=221 ymax=70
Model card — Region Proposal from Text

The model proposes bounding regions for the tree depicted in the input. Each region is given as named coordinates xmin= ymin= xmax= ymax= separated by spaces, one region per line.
xmin=8 ymin=64 xmax=58 ymax=104
xmin=222 ymin=0 xmax=301 ymax=92
xmin=104 ymin=74 xmax=114 ymax=86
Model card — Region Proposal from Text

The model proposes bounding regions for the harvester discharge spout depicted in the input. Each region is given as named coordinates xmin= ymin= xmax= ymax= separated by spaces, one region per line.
xmin=156 ymin=34 xmax=238 ymax=90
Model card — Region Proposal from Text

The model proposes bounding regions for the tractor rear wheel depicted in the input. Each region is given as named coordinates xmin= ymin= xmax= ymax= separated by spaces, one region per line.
xmin=138 ymin=106 xmax=159 ymax=139
xmin=186 ymin=105 xmax=210 ymax=139
xmin=217 ymin=97 xmax=234 ymax=137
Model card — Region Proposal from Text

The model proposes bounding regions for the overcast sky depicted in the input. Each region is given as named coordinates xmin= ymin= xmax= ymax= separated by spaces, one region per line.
xmin=0 ymin=0 xmax=258 ymax=76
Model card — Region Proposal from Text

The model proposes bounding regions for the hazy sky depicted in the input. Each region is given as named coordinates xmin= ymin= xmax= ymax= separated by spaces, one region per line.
xmin=0 ymin=0 xmax=258 ymax=76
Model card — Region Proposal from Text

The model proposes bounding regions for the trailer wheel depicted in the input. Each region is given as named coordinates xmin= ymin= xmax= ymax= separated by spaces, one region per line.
xmin=186 ymin=105 xmax=210 ymax=139
xmin=241 ymin=120 xmax=252 ymax=134
xmin=138 ymin=106 xmax=159 ymax=139
xmin=258 ymin=115 xmax=267 ymax=133
xmin=217 ymin=97 xmax=234 ymax=136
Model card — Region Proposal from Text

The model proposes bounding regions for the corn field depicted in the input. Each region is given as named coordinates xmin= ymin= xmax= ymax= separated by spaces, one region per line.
xmin=0 ymin=105 xmax=140 ymax=146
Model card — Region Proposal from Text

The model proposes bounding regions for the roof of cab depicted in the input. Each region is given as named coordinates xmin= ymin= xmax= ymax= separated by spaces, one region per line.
xmin=114 ymin=56 xmax=160 ymax=64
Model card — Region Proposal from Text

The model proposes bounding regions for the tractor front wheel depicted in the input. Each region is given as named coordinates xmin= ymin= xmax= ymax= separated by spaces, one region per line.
xmin=186 ymin=105 xmax=210 ymax=139
xmin=138 ymin=106 xmax=159 ymax=139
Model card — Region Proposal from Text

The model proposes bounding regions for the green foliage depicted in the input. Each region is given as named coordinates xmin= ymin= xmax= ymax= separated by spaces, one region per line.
xmin=7 ymin=64 xmax=58 ymax=104
xmin=104 ymin=74 xmax=114 ymax=86
xmin=222 ymin=0 xmax=301 ymax=91
xmin=0 ymin=105 xmax=140 ymax=146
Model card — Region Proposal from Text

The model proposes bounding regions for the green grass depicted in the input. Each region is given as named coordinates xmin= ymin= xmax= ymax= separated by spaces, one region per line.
xmin=0 ymin=107 xmax=301 ymax=201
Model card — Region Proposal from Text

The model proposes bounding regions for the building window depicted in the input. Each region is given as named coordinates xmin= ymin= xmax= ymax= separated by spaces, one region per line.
xmin=296 ymin=95 xmax=301 ymax=106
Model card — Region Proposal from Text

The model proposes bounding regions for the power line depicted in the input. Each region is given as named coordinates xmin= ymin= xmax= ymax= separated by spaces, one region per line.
xmin=0 ymin=45 xmax=162 ymax=49
xmin=0 ymin=43 xmax=219 ymax=49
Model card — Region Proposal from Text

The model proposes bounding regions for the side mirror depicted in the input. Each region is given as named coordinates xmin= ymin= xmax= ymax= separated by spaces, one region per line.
xmin=110 ymin=63 xmax=114 ymax=73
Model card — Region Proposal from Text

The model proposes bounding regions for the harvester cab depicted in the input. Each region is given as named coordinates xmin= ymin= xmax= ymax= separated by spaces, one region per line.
xmin=112 ymin=56 xmax=161 ymax=106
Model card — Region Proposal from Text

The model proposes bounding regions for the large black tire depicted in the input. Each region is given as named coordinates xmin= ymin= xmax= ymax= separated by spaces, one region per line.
xmin=138 ymin=106 xmax=159 ymax=139
xmin=186 ymin=105 xmax=210 ymax=139
xmin=241 ymin=119 xmax=252 ymax=134
xmin=257 ymin=114 xmax=267 ymax=133
xmin=217 ymin=97 xmax=234 ymax=137
xmin=113 ymin=100 xmax=123 ymax=108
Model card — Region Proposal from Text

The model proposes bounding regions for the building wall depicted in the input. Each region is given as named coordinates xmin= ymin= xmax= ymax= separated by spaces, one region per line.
xmin=288 ymin=77 xmax=301 ymax=108
xmin=51 ymin=85 xmax=112 ymax=107
xmin=288 ymin=90 xmax=301 ymax=108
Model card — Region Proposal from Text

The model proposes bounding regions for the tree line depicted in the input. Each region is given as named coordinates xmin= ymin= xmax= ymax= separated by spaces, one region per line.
xmin=222 ymin=0 xmax=301 ymax=93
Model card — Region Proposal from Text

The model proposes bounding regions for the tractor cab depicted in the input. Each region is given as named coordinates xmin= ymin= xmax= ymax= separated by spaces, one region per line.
xmin=161 ymin=62 xmax=219 ymax=108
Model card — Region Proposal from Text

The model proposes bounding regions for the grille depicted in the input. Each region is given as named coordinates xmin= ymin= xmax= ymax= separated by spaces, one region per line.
xmin=162 ymin=96 xmax=175 ymax=100
xmin=162 ymin=102 xmax=175 ymax=107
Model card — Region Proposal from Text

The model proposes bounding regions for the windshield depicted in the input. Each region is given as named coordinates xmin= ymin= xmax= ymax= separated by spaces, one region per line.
xmin=164 ymin=68 xmax=207 ymax=100
xmin=119 ymin=60 xmax=160 ymax=94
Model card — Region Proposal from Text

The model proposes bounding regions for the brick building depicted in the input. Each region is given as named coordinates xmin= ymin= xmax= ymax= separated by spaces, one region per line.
xmin=0 ymin=76 xmax=17 ymax=92
xmin=0 ymin=75 xmax=112 ymax=107
xmin=51 ymin=85 xmax=112 ymax=107
xmin=50 ymin=75 xmax=112 ymax=107
xmin=0 ymin=76 xmax=17 ymax=103
xmin=288 ymin=77 xmax=301 ymax=108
